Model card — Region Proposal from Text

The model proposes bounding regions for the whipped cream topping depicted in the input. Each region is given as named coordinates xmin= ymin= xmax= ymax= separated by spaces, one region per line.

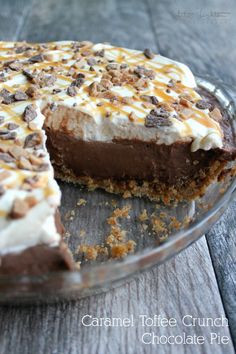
xmin=0 ymin=40 xmax=224 ymax=255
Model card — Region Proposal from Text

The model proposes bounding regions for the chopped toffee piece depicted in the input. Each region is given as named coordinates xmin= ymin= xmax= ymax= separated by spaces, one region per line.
xmin=209 ymin=107 xmax=222 ymax=122
xmin=87 ymin=57 xmax=97 ymax=67
xmin=95 ymin=48 xmax=105 ymax=57
xmin=145 ymin=108 xmax=172 ymax=128
xmin=23 ymin=104 xmax=37 ymax=122
xmin=28 ymin=54 xmax=44 ymax=63
xmin=0 ymin=131 xmax=16 ymax=140
xmin=0 ymin=152 xmax=15 ymax=163
xmin=24 ymin=132 xmax=41 ymax=148
xmin=140 ymin=95 xmax=159 ymax=105
xmin=52 ymin=88 xmax=62 ymax=94
xmin=23 ymin=69 xmax=35 ymax=80
xmin=8 ymin=61 xmax=23 ymax=71
xmin=7 ymin=122 xmax=19 ymax=130
xmin=71 ymin=77 xmax=84 ymax=88
xmin=143 ymin=48 xmax=155 ymax=59
xmin=196 ymin=99 xmax=212 ymax=110
xmin=25 ymin=85 xmax=40 ymax=98
xmin=145 ymin=115 xmax=172 ymax=128
xmin=14 ymin=90 xmax=28 ymax=101
xmin=50 ymin=103 xmax=57 ymax=112
xmin=67 ymin=85 xmax=77 ymax=97
xmin=10 ymin=198 xmax=30 ymax=219
xmin=0 ymin=89 xmax=14 ymax=105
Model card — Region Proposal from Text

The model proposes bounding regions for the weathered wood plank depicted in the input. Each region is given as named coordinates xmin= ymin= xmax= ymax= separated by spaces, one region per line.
xmin=207 ymin=200 xmax=236 ymax=344
xmin=17 ymin=0 xmax=157 ymax=50
xmin=146 ymin=0 xmax=236 ymax=85
xmin=0 ymin=0 xmax=33 ymax=40
xmin=0 ymin=238 xmax=234 ymax=354
xmin=146 ymin=0 xmax=236 ymax=346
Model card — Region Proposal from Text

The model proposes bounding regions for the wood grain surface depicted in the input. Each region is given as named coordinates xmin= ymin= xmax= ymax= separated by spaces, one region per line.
xmin=0 ymin=0 xmax=235 ymax=353
xmin=0 ymin=238 xmax=234 ymax=354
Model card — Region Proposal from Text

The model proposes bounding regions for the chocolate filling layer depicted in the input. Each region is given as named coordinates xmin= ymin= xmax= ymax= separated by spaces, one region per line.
xmin=0 ymin=243 xmax=73 ymax=276
xmin=46 ymin=133 xmax=225 ymax=184
xmin=0 ymin=211 xmax=73 ymax=276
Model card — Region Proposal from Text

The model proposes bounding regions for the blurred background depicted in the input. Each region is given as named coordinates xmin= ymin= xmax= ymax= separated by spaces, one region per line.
xmin=0 ymin=0 xmax=235 ymax=85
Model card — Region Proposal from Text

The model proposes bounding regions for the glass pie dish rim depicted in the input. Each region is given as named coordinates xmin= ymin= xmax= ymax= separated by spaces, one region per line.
xmin=0 ymin=75 xmax=235 ymax=301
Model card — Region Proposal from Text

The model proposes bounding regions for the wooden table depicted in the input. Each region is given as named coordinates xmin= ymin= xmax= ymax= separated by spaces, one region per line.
xmin=0 ymin=0 xmax=235 ymax=353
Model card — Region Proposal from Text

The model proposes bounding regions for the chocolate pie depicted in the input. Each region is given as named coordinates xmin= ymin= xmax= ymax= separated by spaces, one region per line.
xmin=0 ymin=41 xmax=235 ymax=275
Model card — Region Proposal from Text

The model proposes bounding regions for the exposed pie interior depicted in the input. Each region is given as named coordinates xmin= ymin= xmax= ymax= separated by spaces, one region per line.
xmin=0 ymin=41 xmax=235 ymax=275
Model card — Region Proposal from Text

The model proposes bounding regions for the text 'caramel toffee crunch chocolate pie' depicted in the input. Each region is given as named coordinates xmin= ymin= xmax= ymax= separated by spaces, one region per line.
xmin=0 ymin=41 xmax=235 ymax=275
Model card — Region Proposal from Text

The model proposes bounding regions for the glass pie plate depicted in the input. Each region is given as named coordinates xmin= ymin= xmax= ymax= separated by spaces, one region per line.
xmin=0 ymin=76 xmax=235 ymax=304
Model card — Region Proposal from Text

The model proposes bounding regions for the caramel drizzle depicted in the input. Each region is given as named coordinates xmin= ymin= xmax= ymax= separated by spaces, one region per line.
xmin=191 ymin=108 xmax=222 ymax=134
xmin=0 ymin=41 xmax=223 ymax=182
xmin=0 ymin=210 xmax=7 ymax=217
xmin=0 ymin=41 xmax=222 ymax=132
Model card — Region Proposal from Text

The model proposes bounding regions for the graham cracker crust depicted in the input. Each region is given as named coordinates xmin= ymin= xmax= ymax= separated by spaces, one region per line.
xmin=54 ymin=159 xmax=228 ymax=205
